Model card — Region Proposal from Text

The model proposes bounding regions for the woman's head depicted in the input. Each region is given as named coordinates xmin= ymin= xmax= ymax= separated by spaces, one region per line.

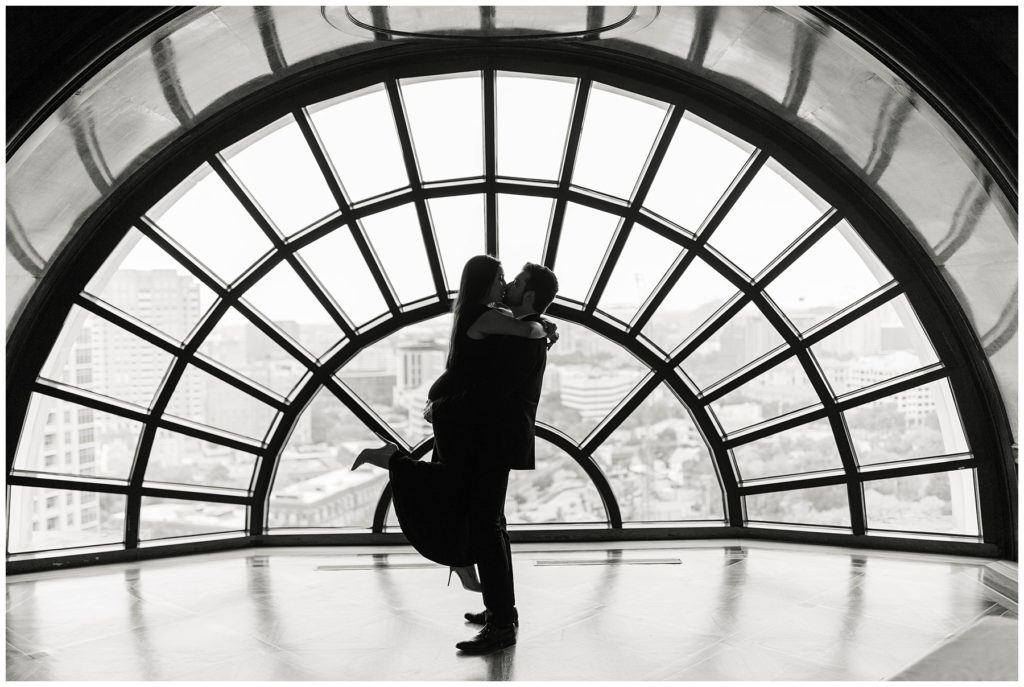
xmin=456 ymin=254 xmax=504 ymax=308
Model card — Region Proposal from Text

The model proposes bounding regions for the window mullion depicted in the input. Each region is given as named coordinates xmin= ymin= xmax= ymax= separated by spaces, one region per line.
xmin=580 ymin=374 xmax=661 ymax=457
xmin=858 ymin=455 xmax=977 ymax=482
xmin=323 ymin=377 xmax=412 ymax=453
xmin=668 ymin=292 xmax=752 ymax=369
xmin=800 ymin=282 xmax=904 ymax=349
xmin=724 ymin=406 xmax=831 ymax=449
xmin=32 ymin=379 xmax=150 ymax=424
xmin=385 ymin=80 xmax=447 ymax=301
xmin=696 ymin=149 xmax=769 ymax=240
xmin=349 ymin=218 xmax=402 ymax=315
xmin=585 ymin=106 xmax=683 ymax=314
xmin=536 ymin=423 xmax=623 ymax=528
xmin=282 ymin=251 xmax=356 ymax=338
xmin=230 ymin=300 xmax=319 ymax=370
xmin=629 ymin=250 xmax=699 ymax=335
xmin=8 ymin=472 xmax=129 ymax=495
xmin=75 ymin=293 xmax=184 ymax=356
xmin=138 ymin=485 xmax=250 ymax=506
xmin=136 ymin=217 xmax=229 ymax=297
xmin=740 ymin=471 xmax=849 ymax=496
xmin=189 ymin=354 xmax=288 ymax=411
xmin=484 ymin=69 xmax=498 ymax=256
xmin=543 ymin=77 xmax=591 ymax=270
xmin=701 ymin=346 xmax=798 ymax=404
xmin=833 ymin=364 xmax=949 ymax=413
xmin=156 ymin=415 xmax=265 ymax=454
xmin=210 ymin=155 xmax=286 ymax=248
xmin=293 ymin=107 xmax=351 ymax=209
xmin=754 ymin=208 xmax=842 ymax=288
xmin=660 ymin=373 xmax=743 ymax=526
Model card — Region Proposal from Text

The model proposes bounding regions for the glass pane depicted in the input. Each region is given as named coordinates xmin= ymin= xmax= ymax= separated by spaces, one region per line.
xmin=40 ymin=305 xmax=175 ymax=410
xmin=269 ymin=388 xmax=390 ymax=529
xmin=138 ymin=497 xmax=246 ymax=541
xmin=427 ymin=195 xmax=486 ymax=291
xmin=644 ymin=112 xmax=754 ymax=231
xmin=400 ymin=73 xmax=483 ymax=182
xmin=766 ymin=220 xmax=892 ymax=330
xmin=730 ymin=418 xmax=843 ymax=481
xmin=678 ymin=303 xmax=786 ymax=390
xmin=145 ymin=429 xmax=259 ymax=491
xmin=165 ymin=365 xmax=278 ymax=442
xmin=641 ymin=257 xmax=740 ymax=353
xmin=597 ymin=226 xmax=683 ymax=323
xmin=553 ymin=203 xmax=621 ymax=302
xmin=506 ymin=439 xmax=606 ymax=524
xmin=196 ymin=309 xmax=309 ymax=399
xmin=707 ymin=160 xmax=826 ymax=277
xmin=864 ymin=470 xmax=979 ymax=536
xmin=239 ymin=260 xmax=346 ymax=357
xmin=385 ymin=501 xmax=401 ymax=532
xmin=297 ymin=228 xmax=389 ymax=327
xmin=593 ymin=384 xmax=724 ymax=522
xmin=497 ymin=194 xmax=551 ymax=270
xmin=496 ymin=73 xmax=576 ymax=181
xmin=812 ymin=295 xmax=940 ymax=397
xmin=711 ymin=357 xmax=822 ymax=433
xmin=8 ymin=486 xmax=125 ymax=554
xmin=13 ymin=393 xmax=141 ymax=481
xmin=338 ymin=315 xmax=452 ymax=445
xmin=85 ymin=227 xmax=215 ymax=342
xmin=222 ymin=114 xmax=338 ymax=236
xmin=572 ymin=83 xmax=669 ymax=199
xmin=494 ymin=5 xmax=590 ymax=29
xmin=745 ymin=485 xmax=850 ymax=528
xmin=360 ymin=204 xmax=435 ymax=304
xmin=309 ymin=85 xmax=409 ymax=202
xmin=538 ymin=318 xmax=647 ymax=442
xmin=147 ymin=163 xmax=274 ymax=284
xmin=845 ymin=379 xmax=970 ymax=467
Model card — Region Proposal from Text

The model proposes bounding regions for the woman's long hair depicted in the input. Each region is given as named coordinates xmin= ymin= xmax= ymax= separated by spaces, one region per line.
xmin=447 ymin=255 xmax=500 ymax=368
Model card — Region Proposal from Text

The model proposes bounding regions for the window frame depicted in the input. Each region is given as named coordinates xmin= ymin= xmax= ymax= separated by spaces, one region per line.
xmin=6 ymin=47 xmax=1011 ymax=570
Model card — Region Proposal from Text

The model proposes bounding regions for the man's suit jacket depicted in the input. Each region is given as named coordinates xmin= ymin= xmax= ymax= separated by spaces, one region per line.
xmin=490 ymin=313 xmax=547 ymax=471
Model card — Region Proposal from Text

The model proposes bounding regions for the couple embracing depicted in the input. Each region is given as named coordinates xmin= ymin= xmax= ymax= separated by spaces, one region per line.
xmin=353 ymin=255 xmax=560 ymax=654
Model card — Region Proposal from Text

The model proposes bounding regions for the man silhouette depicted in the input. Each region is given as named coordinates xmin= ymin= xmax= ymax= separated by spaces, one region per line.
xmin=456 ymin=262 xmax=559 ymax=654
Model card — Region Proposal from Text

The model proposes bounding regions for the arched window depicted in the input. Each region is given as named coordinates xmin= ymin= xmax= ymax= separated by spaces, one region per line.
xmin=8 ymin=61 xmax=991 ymax=563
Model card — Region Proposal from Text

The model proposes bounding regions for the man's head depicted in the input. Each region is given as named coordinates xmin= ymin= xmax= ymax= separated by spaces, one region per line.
xmin=502 ymin=262 xmax=559 ymax=315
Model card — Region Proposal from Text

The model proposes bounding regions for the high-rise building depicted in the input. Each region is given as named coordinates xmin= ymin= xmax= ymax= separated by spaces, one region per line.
xmin=560 ymin=367 xmax=640 ymax=421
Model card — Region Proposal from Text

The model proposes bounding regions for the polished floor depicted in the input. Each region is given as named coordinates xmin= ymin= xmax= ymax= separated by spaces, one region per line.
xmin=6 ymin=540 xmax=1018 ymax=681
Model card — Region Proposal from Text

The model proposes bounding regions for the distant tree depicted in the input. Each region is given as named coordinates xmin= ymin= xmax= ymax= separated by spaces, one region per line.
xmin=923 ymin=472 xmax=952 ymax=504
xmin=204 ymin=463 xmax=231 ymax=485
xmin=657 ymin=427 xmax=678 ymax=444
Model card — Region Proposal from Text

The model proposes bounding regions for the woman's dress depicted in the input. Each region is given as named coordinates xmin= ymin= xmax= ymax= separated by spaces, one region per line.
xmin=387 ymin=302 xmax=499 ymax=567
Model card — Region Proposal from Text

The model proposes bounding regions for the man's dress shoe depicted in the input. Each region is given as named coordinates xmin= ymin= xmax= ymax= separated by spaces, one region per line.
xmin=455 ymin=623 xmax=517 ymax=654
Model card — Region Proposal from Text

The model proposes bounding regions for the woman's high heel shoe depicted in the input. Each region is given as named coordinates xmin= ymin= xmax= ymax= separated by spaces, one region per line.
xmin=352 ymin=441 xmax=401 ymax=471
xmin=448 ymin=565 xmax=483 ymax=593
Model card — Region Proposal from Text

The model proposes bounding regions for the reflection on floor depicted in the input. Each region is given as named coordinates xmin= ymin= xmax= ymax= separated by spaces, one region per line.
xmin=6 ymin=540 xmax=1018 ymax=681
